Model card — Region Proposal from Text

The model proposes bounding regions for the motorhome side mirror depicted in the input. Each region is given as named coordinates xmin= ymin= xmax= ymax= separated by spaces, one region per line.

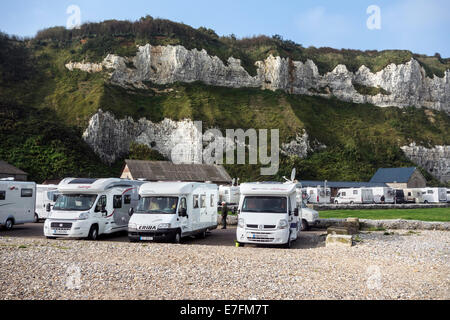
xmin=294 ymin=208 xmax=299 ymax=217
xmin=46 ymin=203 xmax=51 ymax=212
xmin=128 ymin=208 xmax=134 ymax=217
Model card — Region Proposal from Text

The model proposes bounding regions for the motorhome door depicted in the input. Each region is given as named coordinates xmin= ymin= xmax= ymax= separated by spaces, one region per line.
xmin=179 ymin=197 xmax=191 ymax=234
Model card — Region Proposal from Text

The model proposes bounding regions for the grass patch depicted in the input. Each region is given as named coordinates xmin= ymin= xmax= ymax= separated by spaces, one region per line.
xmin=320 ymin=208 xmax=450 ymax=222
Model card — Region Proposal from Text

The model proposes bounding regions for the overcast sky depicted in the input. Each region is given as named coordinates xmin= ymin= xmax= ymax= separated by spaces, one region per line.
xmin=1 ymin=0 xmax=449 ymax=57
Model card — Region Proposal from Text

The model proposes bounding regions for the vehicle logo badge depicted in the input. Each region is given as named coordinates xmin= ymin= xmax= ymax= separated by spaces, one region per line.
xmin=59 ymin=224 xmax=63 ymax=227
xmin=259 ymin=225 xmax=263 ymax=230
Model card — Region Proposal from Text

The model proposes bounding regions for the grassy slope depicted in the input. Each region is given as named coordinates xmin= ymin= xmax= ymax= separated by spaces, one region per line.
xmin=319 ymin=208 xmax=450 ymax=222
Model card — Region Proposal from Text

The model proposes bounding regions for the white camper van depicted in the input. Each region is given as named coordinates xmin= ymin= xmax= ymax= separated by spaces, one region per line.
xmin=219 ymin=185 xmax=240 ymax=205
xmin=420 ymin=188 xmax=447 ymax=203
xmin=299 ymin=200 xmax=320 ymax=231
xmin=236 ymin=182 xmax=300 ymax=248
xmin=35 ymin=185 xmax=60 ymax=222
xmin=0 ymin=180 xmax=36 ymax=230
xmin=128 ymin=182 xmax=218 ymax=243
xmin=334 ymin=188 xmax=374 ymax=204
xmin=301 ymin=187 xmax=331 ymax=204
xmin=44 ymin=178 xmax=144 ymax=240
xmin=370 ymin=187 xmax=395 ymax=204
xmin=404 ymin=188 xmax=424 ymax=203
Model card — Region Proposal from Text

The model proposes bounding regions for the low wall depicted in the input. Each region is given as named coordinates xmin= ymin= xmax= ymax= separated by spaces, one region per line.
xmin=313 ymin=203 xmax=450 ymax=211
xmin=317 ymin=218 xmax=450 ymax=231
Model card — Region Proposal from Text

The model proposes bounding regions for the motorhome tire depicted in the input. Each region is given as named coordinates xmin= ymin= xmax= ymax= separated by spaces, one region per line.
xmin=350 ymin=201 xmax=354 ymax=205
xmin=88 ymin=225 xmax=99 ymax=241
xmin=237 ymin=242 xmax=245 ymax=247
xmin=196 ymin=230 xmax=207 ymax=239
xmin=174 ymin=231 xmax=182 ymax=244
xmin=301 ymin=219 xmax=309 ymax=231
xmin=424 ymin=200 xmax=429 ymax=204
xmin=33 ymin=214 xmax=39 ymax=223
xmin=5 ymin=219 xmax=14 ymax=231
xmin=334 ymin=200 xmax=339 ymax=204
xmin=284 ymin=233 xmax=292 ymax=249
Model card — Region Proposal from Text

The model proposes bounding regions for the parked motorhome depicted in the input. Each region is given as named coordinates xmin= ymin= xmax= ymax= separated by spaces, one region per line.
xmin=420 ymin=188 xmax=447 ymax=203
xmin=219 ymin=185 xmax=240 ymax=205
xmin=128 ymin=182 xmax=219 ymax=243
xmin=0 ymin=180 xmax=36 ymax=230
xmin=404 ymin=188 xmax=424 ymax=203
xmin=44 ymin=178 xmax=144 ymax=240
xmin=447 ymin=189 xmax=450 ymax=203
xmin=334 ymin=188 xmax=374 ymax=204
xmin=35 ymin=185 xmax=60 ymax=222
xmin=236 ymin=182 xmax=300 ymax=248
xmin=370 ymin=187 xmax=395 ymax=204
xmin=299 ymin=200 xmax=319 ymax=231
xmin=301 ymin=187 xmax=331 ymax=204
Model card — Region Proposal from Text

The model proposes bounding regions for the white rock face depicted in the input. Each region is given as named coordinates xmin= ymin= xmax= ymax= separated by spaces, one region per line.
xmin=281 ymin=130 xmax=326 ymax=159
xmin=66 ymin=44 xmax=450 ymax=113
xmin=401 ymin=143 xmax=450 ymax=183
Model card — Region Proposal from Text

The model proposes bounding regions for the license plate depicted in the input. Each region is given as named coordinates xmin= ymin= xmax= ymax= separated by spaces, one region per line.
xmin=52 ymin=229 xmax=69 ymax=235
xmin=140 ymin=237 xmax=154 ymax=241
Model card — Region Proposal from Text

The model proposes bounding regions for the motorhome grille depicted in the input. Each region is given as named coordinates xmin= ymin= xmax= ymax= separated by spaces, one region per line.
xmin=246 ymin=225 xmax=276 ymax=230
xmin=50 ymin=222 xmax=72 ymax=229
xmin=264 ymin=225 xmax=276 ymax=229
xmin=246 ymin=224 xmax=258 ymax=229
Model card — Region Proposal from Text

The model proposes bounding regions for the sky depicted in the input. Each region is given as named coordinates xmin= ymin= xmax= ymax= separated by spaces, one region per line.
xmin=0 ymin=0 xmax=449 ymax=57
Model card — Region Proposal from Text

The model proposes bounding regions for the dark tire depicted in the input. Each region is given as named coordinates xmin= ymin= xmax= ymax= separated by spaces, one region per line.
xmin=350 ymin=201 xmax=354 ymax=205
xmin=284 ymin=233 xmax=292 ymax=249
xmin=196 ymin=230 xmax=207 ymax=239
xmin=46 ymin=237 xmax=57 ymax=240
xmin=173 ymin=230 xmax=182 ymax=244
xmin=301 ymin=219 xmax=309 ymax=232
xmin=237 ymin=242 xmax=245 ymax=247
xmin=5 ymin=219 xmax=14 ymax=231
xmin=335 ymin=200 xmax=339 ymax=204
xmin=424 ymin=200 xmax=429 ymax=204
xmin=88 ymin=225 xmax=99 ymax=241
xmin=33 ymin=213 xmax=39 ymax=223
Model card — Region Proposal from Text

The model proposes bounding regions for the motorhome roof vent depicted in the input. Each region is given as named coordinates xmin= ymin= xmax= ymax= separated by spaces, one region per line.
xmin=69 ymin=178 xmax=98 ymax=185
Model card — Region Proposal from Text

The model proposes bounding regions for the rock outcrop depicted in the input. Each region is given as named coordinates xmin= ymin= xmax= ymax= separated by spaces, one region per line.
xmin=66 ymin=44 xmax=450 ymax=113
xmin=401 ymin=143 xmax=450 ymax=183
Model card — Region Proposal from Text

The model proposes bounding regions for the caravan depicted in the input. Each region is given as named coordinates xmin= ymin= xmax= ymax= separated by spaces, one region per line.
xmin=404 ymin=188 xmax=424 ymax=203
xmin=128 ymin=182 xmax=218 ymax=243
xmin=420 ymin=188 xmax=447 ymax=203
xmin=334 ymin=188 xmax=374 ymax=204
xmin=44 ymin=178 xmax=143 ymax=240
xmin=35 ymin=185 xmax=60 ymax=222
xmin=236 ymin=182 xmax=300 ymax=248
xmin=0 ymin=180 xmax=36 ymax=230
xmin=370 ymin=187 xmax=395 ymax=204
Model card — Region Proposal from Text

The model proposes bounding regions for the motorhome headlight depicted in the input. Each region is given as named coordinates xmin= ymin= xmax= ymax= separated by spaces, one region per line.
xmin=278 ymin=219 xmax=289 ymax=229
xmin=78 ymin=212 xmax=89 ymax=220
xmin=128 ymin=223 xmax=137 ymax=230
xmin=238 ymin=219 xmax=245 ymax=229
xmin=158 ymin=223 xmax=171 ymax=230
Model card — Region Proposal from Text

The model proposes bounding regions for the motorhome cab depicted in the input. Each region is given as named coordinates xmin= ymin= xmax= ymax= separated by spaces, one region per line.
xmin=420 ymin=188 xmax=447 ymax=203
xmin=0 ymin=180 xmax=36 ymax=230
xmin=35 ymin=185 xmax=60 ymax=222
xmin=219 ymin=185 xmax=240 ymax=205
xmin=301 ymin=187 xmax=331 ymax=204
xmin=334 ymin=188 xmax=374 ymax=204
xmin=128 ymin=182 xmax=218 ymax=243
xmin=370 ymin=187 xmax=395 ymax=204
xmin=44 ymin=178 xmax=143 ymax=240
xmin=236 ymin=183 xmax=300 ymax=248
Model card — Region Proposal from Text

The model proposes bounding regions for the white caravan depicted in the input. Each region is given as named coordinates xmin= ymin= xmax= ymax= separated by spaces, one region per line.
xmin=370 ymin=187 xmax=395 ymax=204
xmin=404 ymin=188 xmax=424 ymax=203
xmin=44 ymin=178 xmax=143 ymax=240
xmin=334 ymin=188 xmax=374 ymax=204
xmin=0 ymin=180 xmax=36 ymax=230
xmin=236 ymin=182 xmax=300 ymax=248
xmin=35 ymin=185 xmax=60 ymax=221
xmin=420 ymin=188 xmax=447 ymax=203
xmin=219 ymin=185 xmax=240 ymax=205
xmin=301 ymin=187 xmax=331 ymax=204
xmin=128 ymin=182 xmax=218 ymax=243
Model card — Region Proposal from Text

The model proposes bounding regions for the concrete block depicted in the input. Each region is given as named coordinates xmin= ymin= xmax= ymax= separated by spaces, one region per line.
xmin=327 ymin=227 xmax=350 ymax=235
xmin=326 ymin=234 xmax=353 ymax=247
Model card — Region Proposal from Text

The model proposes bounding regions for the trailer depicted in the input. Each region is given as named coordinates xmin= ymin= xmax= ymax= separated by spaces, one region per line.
xmin=128 ymin=182 xmax=219 ymax=243
xmin=44 ymin=178 xmax=144 ymax=240
xmin=0 ymin=180 xmax=36 ymax=230
xmin=35 ymin=185 xmax=60 ymax=221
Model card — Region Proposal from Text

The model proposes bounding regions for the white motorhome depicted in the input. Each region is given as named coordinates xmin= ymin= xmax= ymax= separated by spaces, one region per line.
xmin=236 ymin=182 xmax=300 ymax=248
xmin=35 ymin=185 xmax=60 ymax=222
xmin=334 ymin=188 xmax=374 ymax=204
xmin=128 ymin=182 xmax=218 ymax=243
xmin=447 ymin=189 xmax=450 ymax=203
xmin=301 ymin=187 xmax=331 ymax=204
xmin=420 ymin=188 xmax=447 ymax=203
xmin=0 ymin=180 xmax=36 ymax=230
xmin=299 ymin=200 xmax=320 ymax=231
xmin=404 ymin=188 xmax=424 ymax=203
xmin=44 ymin=178 xmax=144 ymax=240
xmin=219 ymin=185 xmax=240 ymax=205
xmin=370 ymin=187 xmax=395 ymax=204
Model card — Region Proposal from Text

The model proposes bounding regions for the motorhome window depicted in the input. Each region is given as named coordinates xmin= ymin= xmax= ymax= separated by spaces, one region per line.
xmin=179 ymin=198 xmax=187 ymax=210
xmin=193 ymin=195 xmax=199 ymax=209
xmin=310 ymin=190 xmax=314 ymax=195
xmin=200 ymin=195 xmax=206 ymax=208
xmin=47 ymin=191 xmax=58 ymax=201
xmin=95 ymin=195 xmax=107 ymax=212
xmin=353 ymin=190 xmax=358 ymax=195
xmin=242 ymin=196 xmax=287 ymax=214
xmin=210 ymin=194 xmax=214 ymax=207
xmin=124 ymin=195 xmax=131 ymax=204
xmin=54 ymin=194 xmax=97 ymax=211
xmin=21 ymin=189 xmax=33 ymax=198
xmin=113 ymin=195 xmax=122 ymax=209
xmin=0 ymin=191 xmax=5 ymax=200
xmin=341 ymin=192 xmax=346 ymax=197
xmin=428 ymin=190 xmax=433 ymax=194
xmin=136 ymin=197 xmax=178 ymax=215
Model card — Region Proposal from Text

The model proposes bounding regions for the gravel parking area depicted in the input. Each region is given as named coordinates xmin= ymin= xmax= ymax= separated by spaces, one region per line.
xmin=0 ymin=229 xmax=449 ymax=300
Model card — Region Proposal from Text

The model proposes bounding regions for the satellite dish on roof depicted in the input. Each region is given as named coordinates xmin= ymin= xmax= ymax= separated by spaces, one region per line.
xmin=291 ymin=169 xmax=296 ymax=182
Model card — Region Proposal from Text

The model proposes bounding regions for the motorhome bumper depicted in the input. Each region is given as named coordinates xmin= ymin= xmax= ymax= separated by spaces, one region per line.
xmin=237 ymin=228 xmax=290 ymax=244
xmin=128 ymin=229 xmax=178 ymax=242
xmin=44 ymin=220 xmax=90 ymax=238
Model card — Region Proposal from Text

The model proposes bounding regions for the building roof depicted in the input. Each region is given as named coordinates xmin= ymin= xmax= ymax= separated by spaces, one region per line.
xmin=123 ymin=160 xmax=232 ymax=184
xmin=298 ymin=180 xmax=388 ymax=188
xmin=0 ymin=160 xmax=27 ymax=175
xmin=369 ymin=167 xmax=417 ymax=184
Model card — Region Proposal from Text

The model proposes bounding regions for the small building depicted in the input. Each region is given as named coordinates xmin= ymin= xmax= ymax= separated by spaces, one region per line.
xmin=299 ymin=180 xmax=388 ymax=198
xmin=0 ymin=160 xmax=28 ymax=181
xmin=369 ymin=167 xmax=426 ymax=189
xmin=121 ymin=160 xmax=232 ymax=185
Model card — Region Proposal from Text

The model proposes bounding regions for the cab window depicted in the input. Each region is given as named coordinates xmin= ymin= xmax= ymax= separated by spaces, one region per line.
xmin=95 ymin=195 xmax=107 ymax=212
xmin=179 ymin=198 xmax=187 ymax=211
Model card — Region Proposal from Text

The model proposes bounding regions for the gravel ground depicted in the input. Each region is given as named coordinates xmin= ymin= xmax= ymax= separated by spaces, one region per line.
xmin=0 ymin=230 xmax=449 ymax=300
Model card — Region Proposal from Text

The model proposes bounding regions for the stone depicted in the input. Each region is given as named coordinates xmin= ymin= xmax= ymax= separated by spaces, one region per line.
xmin=344 ymin=218 xmax=360 ymax=235
xmin=326 ymin=234 xmax=353 ymax=247
xmin=327 ymin=227 xmax=350 ymax=235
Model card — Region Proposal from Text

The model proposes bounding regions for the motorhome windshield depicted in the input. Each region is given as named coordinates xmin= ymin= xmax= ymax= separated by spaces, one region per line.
xmin=242 ymin=196 xmax=287 ymax=214
xmin=136 ymin=197 xmax=178 ymax=215
xmin=53 ymin=194 xmax=97 ymax=211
